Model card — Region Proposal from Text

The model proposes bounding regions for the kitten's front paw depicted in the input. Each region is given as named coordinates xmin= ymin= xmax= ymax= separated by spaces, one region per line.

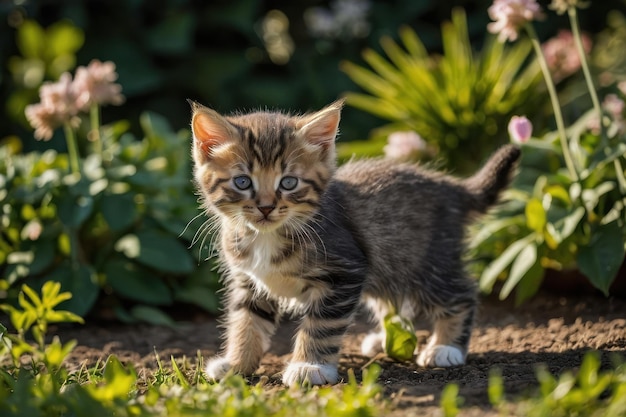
xmin=282 ymin=362 xmax=339 ymax=386
xmin=361 ymin=331 xmax=385 ymax=357
xmin=417 ymin=345 xmax=465 ymax=367
xmin=205 ymin=356 xmax=232 ymax=381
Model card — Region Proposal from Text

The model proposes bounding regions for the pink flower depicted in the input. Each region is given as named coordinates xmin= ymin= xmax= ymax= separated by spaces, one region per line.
xmin=383 ymin=131 xmax=427 ymax=160
xmin=25 ymin=72 xmax=80 ymax=141
xmin=24 ymin=59 xmax=125 ymax=140
xmin=25 ymin=103 xmax=62 ymax=141
xmin=487 ymin=0 xmax=544 ymax=42
xmin=508 ymin=115 xmax=533 ymax=143
xmin=542 ymin=30 xmax=592 ymax=83
xmin=73 ymin=60 xmax=124 ymax=110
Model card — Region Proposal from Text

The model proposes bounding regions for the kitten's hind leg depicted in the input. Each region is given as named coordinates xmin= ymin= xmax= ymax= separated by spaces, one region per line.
xmin=205 ymin=277 xmax=279 ymax=380
xmin=416 ymin=302 xmax=475 ymax=367
xmin=359 ymin=296 xmax=391 ymax=357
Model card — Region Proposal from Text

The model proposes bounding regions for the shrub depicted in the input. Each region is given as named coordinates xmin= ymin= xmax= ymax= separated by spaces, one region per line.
xmin=471 ymin=0 xmax=626 ymax=302
xmin=340 ymin=8 xmax=545 ymax=172
xmin=0 ymin=62 xmax=219 ymax=321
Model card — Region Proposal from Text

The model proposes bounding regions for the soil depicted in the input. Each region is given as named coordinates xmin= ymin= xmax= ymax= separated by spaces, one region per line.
xmin=52 ymin=289 xmax=626 ymax=416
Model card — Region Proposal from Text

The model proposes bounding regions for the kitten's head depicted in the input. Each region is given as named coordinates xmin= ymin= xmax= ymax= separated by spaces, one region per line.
xmin=190 ymin=100 xmax=343 ymax=232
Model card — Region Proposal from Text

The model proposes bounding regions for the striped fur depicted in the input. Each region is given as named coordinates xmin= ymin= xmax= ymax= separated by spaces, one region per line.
xmin=190 ymin=100 xmax=520 ymax=386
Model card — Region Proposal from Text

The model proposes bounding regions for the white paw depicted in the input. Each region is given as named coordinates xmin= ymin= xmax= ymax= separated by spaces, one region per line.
xmin=282 ymin=362 xmax=339 ymax=386
xmin=417 ymin=345 xmax=465 ymax=367
xmin=361 ymin=331 xmax=385 ymax=357
xmin=205 ymin=356 xmax=232 ymax=380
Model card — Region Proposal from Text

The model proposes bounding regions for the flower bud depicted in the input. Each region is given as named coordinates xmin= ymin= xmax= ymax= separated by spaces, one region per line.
xmin=508 ymin=115 xmax=533 ymax=143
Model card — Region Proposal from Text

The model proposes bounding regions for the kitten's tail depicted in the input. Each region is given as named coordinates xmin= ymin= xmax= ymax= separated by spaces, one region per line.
xmin=463 ymin=144 xmax=521 ymax=213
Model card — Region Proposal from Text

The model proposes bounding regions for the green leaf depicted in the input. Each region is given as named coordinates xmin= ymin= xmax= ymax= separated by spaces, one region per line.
xmin=171 ymin=355 xmax=190 ymax=388
xmin=577 ymin=221 xmax=625 ymax=296
xmin=44 ymin=337 xmax=77 ymax=369
xmin=514 ymin=260 xmax=545 ymax=306
xmin=582 ymin=182 xmax=615 ymax=212
xmin=175 ymin=286 xmax=219 ymax=313
xmin=25 ymin=240 xmax=56 ymax=276
xmin=101 ymin=193 xmax=136 ymax=231
xmin=383 ymin=314 xmax=417 ymax=361
xmin=130 ymin=305 xmax=175 ymax=327
xmin=117 ymin=230 xmax=195 ymax=274
xmin=488 ymin=369 xmax=504 ymax=406
xmin=479 ymin=233 xmax=537 ymax=293
xmin=440 ymin=383 xmax=461 ymax=417
xmin=469 ymin=215 xmax=525 ymax=249
xmin=57 ymin=193 xmax=95 ymax=228
xmin=21 ymin=284 xmax=43 ymax=309
xmin=555 ymin=206 xmax=586 ymax=242
xmin=587 ymin=142 xmax=626 ymax=175
xmin=40 ymin=281 xmax=69 ymax=308
xmin=45 ymin=263 xmax=100 ymax=317
xmin=578 ymin=351 xmax=600 ymax=391
xmin=104 ymin=260 xmax=173 ymax=305
xmin=545 ymin=184 xmax=571 ymax=206
xmin=87 ymin=355 xmax=137 ymax=401
xmin=44 ymin=310 xmax=84 ymax=325
xmin=499 ymin=243 xmax=538 ymax=300
xmin=525 ymin=198 xmax=546 ymax=233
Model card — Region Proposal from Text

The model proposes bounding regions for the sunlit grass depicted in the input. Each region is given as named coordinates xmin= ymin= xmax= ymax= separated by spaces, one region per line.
xmin=2 ymin=282 xmax=625 ymax=417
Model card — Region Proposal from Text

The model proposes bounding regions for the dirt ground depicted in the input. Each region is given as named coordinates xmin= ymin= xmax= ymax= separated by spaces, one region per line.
xmin=54 ymin=289 xmax=626 ymax=416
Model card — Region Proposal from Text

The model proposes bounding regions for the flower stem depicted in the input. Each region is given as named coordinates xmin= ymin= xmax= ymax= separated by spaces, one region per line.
xmin=89 ymin=103 xmax=103 ymax=157
xmin=568 ymin=7 xmax=601 ymax=119
xmin=525 ymin=23 xmax=578 ymax=181
xmin=63 ymin=122 xmax=80 ymax=176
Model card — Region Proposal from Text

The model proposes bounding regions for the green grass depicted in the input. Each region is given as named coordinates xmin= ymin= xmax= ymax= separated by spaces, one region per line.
xmin=2 ymin=282 xmax=625 ymax=416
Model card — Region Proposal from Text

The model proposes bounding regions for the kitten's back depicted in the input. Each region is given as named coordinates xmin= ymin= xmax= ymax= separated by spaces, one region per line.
xmin=322 ymin=145 xmax=520 ymax=302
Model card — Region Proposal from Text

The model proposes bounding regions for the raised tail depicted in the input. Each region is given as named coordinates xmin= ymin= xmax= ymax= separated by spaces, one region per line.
xmin=463 ymin=144 xmax=521 ymax=213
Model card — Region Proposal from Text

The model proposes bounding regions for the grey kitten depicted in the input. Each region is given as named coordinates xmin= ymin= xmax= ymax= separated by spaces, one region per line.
xmin=189 ymin=99 xmax=520 ymax=386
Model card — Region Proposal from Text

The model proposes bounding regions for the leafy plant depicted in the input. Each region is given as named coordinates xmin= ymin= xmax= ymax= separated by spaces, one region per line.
xmin=383 ymin=313 xmax=417 ymax=362
xmin=472 ymin=1 xmax=626 ymax=303
xmin=440 ymin=352 xmax=626 ymax=417
xmin=496 ymin=352 xmax=626 ymax=417
xmin=0 ymin=282 xmax=386 ymax=416
xmin=0 ymin=282 xmax=83 ymax=369
xmin=340 ymin=8 xmax=545 ymax=172
xmin=440 ymin=383 xmax=463 ymax=417
xmin=1 ymin=99 xmax=219 ymax=323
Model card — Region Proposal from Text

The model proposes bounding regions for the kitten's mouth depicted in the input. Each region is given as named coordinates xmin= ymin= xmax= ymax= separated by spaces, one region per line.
xmin=251 ymin=217 xmax=282 ymax=231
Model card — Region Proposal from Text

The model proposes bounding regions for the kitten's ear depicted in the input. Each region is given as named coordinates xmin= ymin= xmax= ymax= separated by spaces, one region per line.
xmin=297 ymin=99 xmax=344 ymax=149
xmin=188 ymin=100 xmax=236 ymax=164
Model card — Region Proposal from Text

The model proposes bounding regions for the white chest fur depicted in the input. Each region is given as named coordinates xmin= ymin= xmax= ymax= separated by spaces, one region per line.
xmin=236 ymin=233 xmax=306 ymax=299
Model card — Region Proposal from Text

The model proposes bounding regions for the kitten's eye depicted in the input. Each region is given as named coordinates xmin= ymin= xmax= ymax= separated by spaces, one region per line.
xmin=233 ymin=175 xmax=252 ymax=190
xmin=279 ymin=176 xmax=298 ymax=191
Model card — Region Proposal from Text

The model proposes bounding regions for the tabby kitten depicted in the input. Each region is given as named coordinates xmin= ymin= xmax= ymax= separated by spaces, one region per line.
xmin=190 ymin=99 xmax=520 ymax=387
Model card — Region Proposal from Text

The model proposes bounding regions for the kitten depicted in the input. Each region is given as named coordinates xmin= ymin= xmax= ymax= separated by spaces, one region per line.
xmin=189 ymin=99 xmax=520 ymax=386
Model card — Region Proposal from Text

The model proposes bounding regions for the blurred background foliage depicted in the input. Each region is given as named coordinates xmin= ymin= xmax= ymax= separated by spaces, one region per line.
xmin=340 ymin=9 xmax=545 ymax=172
xmin=1 ymin=0 xmax=626 ymax=321
xmin=2 ymin=0 xmax=622 ymax=153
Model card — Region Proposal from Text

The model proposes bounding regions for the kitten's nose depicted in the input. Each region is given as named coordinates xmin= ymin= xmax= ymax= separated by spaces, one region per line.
xmin=258 ymin=205 xmax=275 ymax=218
